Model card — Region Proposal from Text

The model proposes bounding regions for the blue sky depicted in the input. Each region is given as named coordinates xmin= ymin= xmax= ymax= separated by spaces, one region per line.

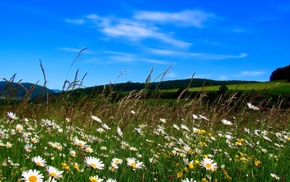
xmin=1 ymin=0 xmax=290 ymax=89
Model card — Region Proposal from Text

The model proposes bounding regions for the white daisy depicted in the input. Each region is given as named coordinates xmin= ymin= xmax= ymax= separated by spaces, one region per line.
xmin=247 ymin=103 xmax=259 ymax=110
xmin=112 ymin=158 xmax=123 ymax=164
xmin=7 ymin=111 xmax=18 ymax=120
xmin=91 ymin=115 xmax=102 ymax=123
xmin=117 ymin=127 xmax=123 ymax=138
xmin=85 ymin=157 xmax=104 ymax=170
xmin=46 ymin=166 xmax=63 ymax=179
xmin=89 ymin=175 xmax=104 ymax=182
xmin=21 ymin=169 xmax=44 ymax=182
xmin=126 ymin=157 xmax=145 ymax=170
xmin=221 ymin=119 xmax=233 ymax=126
xmin=32 ymin=156 xmax=46 ymax=167
xmin=200 ymin=158 xmax=218 ymax=171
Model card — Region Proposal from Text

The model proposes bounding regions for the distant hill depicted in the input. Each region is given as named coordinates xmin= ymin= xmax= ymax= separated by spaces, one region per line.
xmin=0 ymin=81 xmax=55 ymax=99
xmin=69 ymin=78 xmax=260 ymax=94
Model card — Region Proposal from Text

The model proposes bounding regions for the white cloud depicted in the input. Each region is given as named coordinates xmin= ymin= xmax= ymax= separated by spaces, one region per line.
xmin=100 ymin=20 xmax=191 ymax=48
xmin=188 ymin=53 xmax=248 ymax=60
xmin=59 ymin=47 xmax=88 ymax=53
xmin=65 ymin=18 xmax=85 ymax=25
xmin=65 ymin=12 xmax=193 ymax=48
xmin=240 ymin=71 xmax=264 ymax=76
xmin=103 ymin=51 xmax=168 ymax=64
xmin=59 ymin=47 xmax=82 ymax=53
xmin=164 ymin=72 xmax=177 ymax=78
xmin=134 ymin=10 xmax=215 ymax=28
xmin=149 ymin=48 xmax=248 ymax=60
xmin=148 ymin=48 xmax=181 ymax=56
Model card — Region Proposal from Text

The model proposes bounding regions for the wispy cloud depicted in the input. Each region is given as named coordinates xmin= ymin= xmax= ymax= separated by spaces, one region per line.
xmin=98 ymin=18 xmax=191 ymax=48
xmin=219 ymin=71 xmax=265 ymax=80
xmin=148 ymin=48 xmax=248 ymax=60
xmin=59 ymin=47 xmax=89 ymax=53
xmin=188 ymin=52 xmax=248 ymax=60
xmin=65 ymin=18 xmax=85 ymax=25
xmin=66 ymin=10 xmax=212 ymax=48
xmin=103 ymin=51 xmax=169 ymax=64
xmin=240 ymin=71 xmax=264 ymax=76
xmin=134 ymin=10 xmax=215 ymax=28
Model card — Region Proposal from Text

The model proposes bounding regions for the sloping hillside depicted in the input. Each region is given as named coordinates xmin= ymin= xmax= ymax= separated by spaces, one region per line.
xmin=0 ymin=81 xmax=55 ymax=99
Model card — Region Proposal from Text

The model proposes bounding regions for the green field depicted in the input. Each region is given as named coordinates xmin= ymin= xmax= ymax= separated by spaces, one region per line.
xmin=164 ymin=81 xmax=290 ymax=94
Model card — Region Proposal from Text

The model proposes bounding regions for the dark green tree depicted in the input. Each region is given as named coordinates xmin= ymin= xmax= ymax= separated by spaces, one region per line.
xmin=217 ymin=85 xmax=229 ymax=95
xmin=270 ymin=64 xmax=290 ymax=81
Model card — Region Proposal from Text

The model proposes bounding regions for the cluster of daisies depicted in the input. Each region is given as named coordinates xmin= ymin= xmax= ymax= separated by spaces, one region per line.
xmin=1 ymin=102 xmax=289 ymax=181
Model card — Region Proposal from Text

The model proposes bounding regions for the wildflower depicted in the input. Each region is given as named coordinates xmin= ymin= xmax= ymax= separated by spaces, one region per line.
xmin=129 ymin=146 xmax=138 ymax=151
xmin=102 ymin=123 xmax=111 ymax=130
xmin=160 ymin=118 xmax=166 ymax=124
xmin=247 ymin=103 xmax=259 ymax=110
xmin=92 ymin=115 xmax=102 ymax=123
xmin=192 ymin=114 xmax=200 ymax=120
xmin=61 ymin=163 xmax=70 ymax=170
xmin=182 ymin=178 xmax=196 ymax=182
xmin=24 ymin=144 xmax=34 ymax=152
xmin=32 ymin=156 xmax=46 ymax=167
xmin=263 ymin=135 xmax=272 ymax=142
xmin=106 ymin=179 xmax=117 ymax=182
xmin=47 ymin=166 xmax=63 ymax=179
xmin=109 ymin=162 xmax=119 ymax=171
xmin=21 ymin=169 xmax=44 ymax=182
xmin=100 ymin=146 xmax=107 ymax=151
xmin=117 ymin=127 xmax=123 ymax=138
xmin=73 ymin=163 xmax=80 ymax=171
xmin=126 ymin=157 xmax=145 ymax=170
xmin=181 ymin=124 xmax=190 ymax=132
xmin=6 ymin=142 xmax=12 ymax=148
xmin=89 ymin=175 xmax=104 ymax=182
xmin=221 ymin=119 xmax=233 ymax=126
xmin=270 ymin=173 xmax=280 ymax=180
xmin=73 ymin=138 xmax=87 ymax=148
xmin=57 ymin=128 xmax=63 ymax=133
xmin=31 ymin=137 xmax=39 ymax=144
xmin=97 ymin=128 xmax=105 ymax=133
xmin=69 ymin=150 xmax=76 ymax=157
xmin=200 ymin=158 xmax=218 ymax=171
xmin=255 ymin=160 xmax=262 ymax=167
xmin=16 ymin=124 xmax=24 ymax=132
xmin=7 ymin=112 xmax=18 ymax=120
xmin=84 ymin=146 xmax=93 ymax=153
xmin=85 ymin=157 xmax=104 ymax=170
xmin=199 ymin=115 xmax=209 ymax=121
xmin=112 ymin=158 xmax=123 ymax=165
xmin=173 ymin=124 xmax=180 ymax=130
xmin=177 ymin=172 xmax=183 ymax=178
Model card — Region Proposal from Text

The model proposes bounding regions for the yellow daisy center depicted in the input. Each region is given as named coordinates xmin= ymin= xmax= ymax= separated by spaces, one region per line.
xmin=205 ymin=163 xmax=212 ymax=169
xmin=36 ymin=162 xmax=41 ymax=166
xmin=50 ymin=172 xmax=57 ymax=177
xmin=77 ymin=142 xmax=83 ymax=146
xmin=130 ymin=163 xmax=137 ymax=168
xmin=90 ymin=163 xmax=97 ymax=168
xmin=28 ymin=175 xmax=38 ymax=182
xmin=89 ymin=177 xmax=98 ymax=182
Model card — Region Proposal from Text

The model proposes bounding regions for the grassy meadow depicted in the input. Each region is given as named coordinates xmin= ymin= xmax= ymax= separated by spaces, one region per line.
xmin=0 ymin=67 xmax=290 ymax=181
xmin=164 ymin=80 xmax=290 ymax=95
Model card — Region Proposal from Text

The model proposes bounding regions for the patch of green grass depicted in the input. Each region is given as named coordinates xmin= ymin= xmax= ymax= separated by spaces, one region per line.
xmin=164 ymin=81 xmax=290 ymax=94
